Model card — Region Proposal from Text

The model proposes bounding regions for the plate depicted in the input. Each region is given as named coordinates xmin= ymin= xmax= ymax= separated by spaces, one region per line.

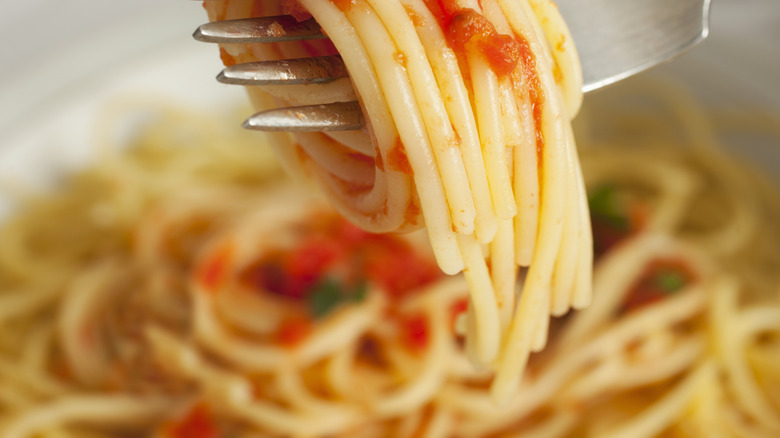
xmin=0 ymin=0 xmax=779 ymax=219
xmin=0 ymin=1 xmax=247 ymax=218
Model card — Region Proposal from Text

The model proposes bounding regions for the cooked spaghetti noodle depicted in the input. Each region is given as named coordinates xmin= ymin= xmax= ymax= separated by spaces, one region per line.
xmin=0 ymin=80 xmax=778 ymax=437
xmin=203 ymin=0 xmax=591 ymax=399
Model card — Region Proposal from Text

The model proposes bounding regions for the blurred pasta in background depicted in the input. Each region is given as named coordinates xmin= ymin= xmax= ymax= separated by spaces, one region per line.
xmin=0 ymin=77 xmax=778 ymax=437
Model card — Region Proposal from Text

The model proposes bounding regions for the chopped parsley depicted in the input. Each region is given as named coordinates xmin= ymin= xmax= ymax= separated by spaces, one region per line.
xmin=308 ymin=277 xmax=367 ymax=319
xmin=652 ymin=269 xmax=687 ymax=293
xmin=620 ymin=259 xmax=696 ymax=314
xmin=588 ymin=184 xmax=629 ymax=231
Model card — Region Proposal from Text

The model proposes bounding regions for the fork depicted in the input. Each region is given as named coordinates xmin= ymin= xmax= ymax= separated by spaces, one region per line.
xmin=193 ymin=0 xmax=711 ymax=132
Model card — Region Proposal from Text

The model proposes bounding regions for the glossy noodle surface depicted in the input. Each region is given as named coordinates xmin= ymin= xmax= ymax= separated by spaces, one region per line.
xmin=204 ymin=0 xmax=591 ymax=398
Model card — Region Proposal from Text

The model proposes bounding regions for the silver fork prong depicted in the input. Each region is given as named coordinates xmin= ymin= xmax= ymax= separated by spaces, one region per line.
xmin=243 ymin=101 xmax=363 ymax=132
xmin=193 ymin=15 xmax=326 ymax=44
xmin=218 ymin=56 xmax=348 ymax=86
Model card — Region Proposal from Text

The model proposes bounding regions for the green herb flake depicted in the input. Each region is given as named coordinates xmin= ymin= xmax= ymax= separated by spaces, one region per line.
xmin=588 ymin=184 xmax=629 ymax=231
xmin=308 ymin=278 xmax=342 ymax=319
xmin=654 ymin=270 xmax=687 ymax=293
xmin=307 ymin=277 xmax=369 ymax=319
xmin=351 ymin=280 xmax=368 ymax=303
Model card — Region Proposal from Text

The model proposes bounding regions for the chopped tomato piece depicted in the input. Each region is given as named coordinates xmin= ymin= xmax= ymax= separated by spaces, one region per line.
xmin=284 ymin=236 xmax=345 ymax=297
xmin=241 ymin=215 xmax=440 ymax=309
xmin=365 ymin=247 xmax=441 ymax=298
xmin=447 ymin=9 xmax=521 ymax=76
xmin=197 ymin=243 xmax=233 ymax=291
xmin=165 ymin=403 xmax=220 ymax=438
xmin=275 ymin=315 xmax=313 ymax=347
xmin=285 ymin=236 xmax=344 ymax=276
xmin=218 ymin=47 xmax=236 ymax=67
xmin=620 ymin=258 xmax=697 ymax=314
xmin=331 ymin=217 xmax=371 ymax=243
xmin=400 ymin=314 xmax=430 ymax=353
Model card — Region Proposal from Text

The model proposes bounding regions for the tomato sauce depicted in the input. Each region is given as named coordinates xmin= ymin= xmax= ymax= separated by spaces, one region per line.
xmin=388 ymin=138 xmax=414 ymax=175
xmin=197 ymin=243 xmax=234 ymax=291
xmin=404 ymin=199 xmax=422 ymax=227
xmin=404 ymin=4 xmax=425 ymax=27
xmin=330 ymin=0 xmax=355 ymax=13
xmin=421 ymin=2 xmax=521 ymax=76
xmin=218 ymin=47 xmax=237 ymax=67
xmin=620 ymin=258 xmax=697 ymax=314
xmin=400 ymin=313 xmax=430 ymax=353
xmin=397 ymin=298 xmax=469 ymax=353
xmin=374 ymin=146 xmax=385 ymax=172
xmin=239 ymin=213 xmax=441 ymax=309
xmin=164 ymin=403 xmax=220 ymax=438
xmin=514 ymin=35 xmax=545 ymax=165
xmin=275 ymin=315 xmax=314 ymax=346
xmin=421 ymin=1 xmax=546 ymax=168
xmin=447 ymin=10 xmax=521 ymax=76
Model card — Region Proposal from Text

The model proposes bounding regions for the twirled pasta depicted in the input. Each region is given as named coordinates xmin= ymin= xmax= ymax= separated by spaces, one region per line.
xmin=204 ymin=0 xmax=591 ymax=399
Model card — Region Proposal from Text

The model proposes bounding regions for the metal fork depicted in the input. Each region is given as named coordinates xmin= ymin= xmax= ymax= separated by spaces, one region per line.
xmin=194 ymin=0 xmax=711 ymax=132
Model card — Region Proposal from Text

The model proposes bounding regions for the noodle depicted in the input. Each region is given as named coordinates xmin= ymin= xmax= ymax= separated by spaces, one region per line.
xmin=0 ymin=78 xmax=779 ymax=436
xmin=203 ymin=0 xmax=591 ymax=400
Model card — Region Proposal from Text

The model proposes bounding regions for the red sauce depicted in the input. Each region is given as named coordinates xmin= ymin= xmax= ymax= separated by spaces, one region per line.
xmin=421 ymin=2 xmax=545 ymax=168
xmin=363 ymin=236 xmax=441 ymax=299
xmin=275 ymin=315 xmax=314 ymax=346
xmin=447 ymin=9 xmax=521 ymax=76
xmin=422 ymin=2 xmax=521 ymax=77
xmin=400 ymin=314 xmax=429 ymax=353
xmin=620 ymin=258 xmax=698 ymax=314
xmin=197 ymin=243 xmax=234 ymax=291
xmin=388 ymin=138 xmax=414 ymax=174
xmin=394 ymin=51 xmax=408 ymax=67
xmin=374 ymin=146 xmax=385 ymax=172
xmin=404 ymin=199 xmax=421 ymax=226
xmin=357 ymin=337 xmax=387 ymax=366
xmin=422 ymin=0 xmax=459 ymax=29
xmin=514 ymin=35 xmax=545 ymax=166
xmin=240 ymin=214 xmax=440 ymax=302
xmin=330 ymin=0 xmax=355 ymax=13
xmin=218 ymin=47 xmax=237 ymax=67
xmin=164 ymin=403 xmax=220 ymax=438
xmin=404 ymin=4 xmax=425 ymax=27
xmin=399 ymin=297 xmax=469 ymax=353
xmin=237 ymin=214 xmax=441 ymax=347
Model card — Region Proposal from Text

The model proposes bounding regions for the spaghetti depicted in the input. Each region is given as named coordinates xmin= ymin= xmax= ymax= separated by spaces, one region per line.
xmin=204 ymin=0 xmax=591 ymax=399
xmin=0 ymin=82 xmax=778 ymax=437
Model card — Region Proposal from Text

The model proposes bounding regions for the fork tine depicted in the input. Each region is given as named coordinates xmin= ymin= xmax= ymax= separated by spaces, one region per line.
xmin=218 ymin=56 xmax=348 ymax=86
xmin=243 ymin=101 xmax=363 ymax=132
xmin=193 ymin=15 xmax=326 ymax=44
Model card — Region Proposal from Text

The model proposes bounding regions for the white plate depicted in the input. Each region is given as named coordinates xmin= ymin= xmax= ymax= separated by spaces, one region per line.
xmin=0 ymin=0 xmax=779 ymax=219
xmin=0 ymin=1 xmax=247 ymax=218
